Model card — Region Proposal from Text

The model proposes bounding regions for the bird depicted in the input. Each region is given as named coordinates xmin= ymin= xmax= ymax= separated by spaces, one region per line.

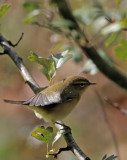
xmin=4 ymin=75 xmax=96 ymax=122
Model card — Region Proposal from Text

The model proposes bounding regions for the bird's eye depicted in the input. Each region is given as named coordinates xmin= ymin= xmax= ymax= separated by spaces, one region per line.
xmin=80 ymin=83 xmax=85 ymax=87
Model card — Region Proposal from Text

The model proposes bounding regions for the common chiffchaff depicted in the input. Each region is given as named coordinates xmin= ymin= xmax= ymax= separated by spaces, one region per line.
xmin=4 ymin=75 xmax=95 ymax=122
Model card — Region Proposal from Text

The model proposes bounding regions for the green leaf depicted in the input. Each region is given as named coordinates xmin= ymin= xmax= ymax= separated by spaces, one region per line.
xmin=105 ymin=32 xmax=118 ymax=46
xmin=24 ymin=9 xmax=40 ymax=23
xmin=28 ymin=52 xmax=56 ymax=80
xmin=0 ymin=4 xmax=11 ymax=19
xmin=22 ymin=2 xmax=39 ymax=12
xmin=28 ymin=51 xmax=72 ymax=80
xmin=50 ymin=50 xmax=72 ymax=69
xmin=46 ymin=149 xmax=55 ymax=158
xmin=115 ymin=39 xmax=127 ymax=60
xmin=52 ymin=18 xmax=75 ymax=28
xmin=69 ymin=48 xmax=83 ymax=62
xmin=55 ymin=44 xmax=82 ymax=62
xmin=120 ymin=17 xmax=127 ymax=27
xmin=116 ymin=0 xmax=122 ymax=5
xmin=31 ymin=126 xmax=53 ymax=144
xmin=102 ymin=154 xmax=117 ymax=160
xmin=74 ymin=5 xmax=104 ymax=25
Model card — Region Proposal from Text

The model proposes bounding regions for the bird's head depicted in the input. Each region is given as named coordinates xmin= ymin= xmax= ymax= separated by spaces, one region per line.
xmin=64 ymin=75 xmax=96 ymax=95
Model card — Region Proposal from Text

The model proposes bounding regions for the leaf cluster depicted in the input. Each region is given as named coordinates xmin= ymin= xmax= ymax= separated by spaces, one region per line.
xmin=102 ymin=154 xmax=117 ymax=160
xmin=0 ymin=4 xmax=11 ymax=19
xmin=28 ymin=50 xmax=72 ymax=81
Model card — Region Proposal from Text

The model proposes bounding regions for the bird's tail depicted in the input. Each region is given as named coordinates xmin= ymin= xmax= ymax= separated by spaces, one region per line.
xmin=4 ymin=99 xmax=24 ymax=105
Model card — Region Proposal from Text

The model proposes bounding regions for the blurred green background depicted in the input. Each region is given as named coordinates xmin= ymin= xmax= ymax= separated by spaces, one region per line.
xmin=0 ymin=0 xmax=127 ymax=160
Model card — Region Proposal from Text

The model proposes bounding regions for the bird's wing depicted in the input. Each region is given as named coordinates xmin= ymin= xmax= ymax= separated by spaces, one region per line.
xmin=22 ymin=92 xmax=61 ymax=107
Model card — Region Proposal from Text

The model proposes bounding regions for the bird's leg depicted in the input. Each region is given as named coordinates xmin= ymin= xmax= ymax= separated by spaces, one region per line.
xmin=50 ymin=121 xmax=72 ymax=158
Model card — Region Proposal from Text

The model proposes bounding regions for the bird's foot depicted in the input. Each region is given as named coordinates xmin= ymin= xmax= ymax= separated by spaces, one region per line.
xmin=54 ymin=121 xmax=71 ymax=134
xmin=55 ymin=121 xmax=71 ymax=130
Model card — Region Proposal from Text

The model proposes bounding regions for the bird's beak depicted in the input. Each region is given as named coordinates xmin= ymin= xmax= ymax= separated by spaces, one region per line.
xmin=89 ymin=82 xmax=96 ymax=85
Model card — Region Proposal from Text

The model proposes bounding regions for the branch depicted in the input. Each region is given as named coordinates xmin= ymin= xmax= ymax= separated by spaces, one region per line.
xmin=0 ymin=34 xmax=40 ymax=94
xmin=82 ymin=46 xmax=127 ymax=89
xmin=49 ymin=146 xmax=71 ymax=158
xmin=7 ymin=32 xmax=24 ymax=47
xmin=51 ymin=0 xmax=127 ymax=90
xmin=0 ymin=34 xmax=91 ymax=160
xmin=94 ymin=91 xmax=120 ymax=160
xmin=51 ymin=0 xmax=89 ymax=43
xmin=32 ymin=22 xmax=63 ymax=35
xmin=55 ymin=122 xmax=91 ymax=160
xmin=105 ymin=96 xmax=127 ymax=115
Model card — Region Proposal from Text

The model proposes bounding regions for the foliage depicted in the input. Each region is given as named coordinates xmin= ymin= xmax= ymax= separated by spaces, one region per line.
xmin=28 ymin=50 xmax=72 ymax=81
xmin=116 ymin=0 xmax=122 ymax=5
xmin=31 ymin=126 xmax=54 ymax=158
xmin=31 ymin=126 xmax=53 ymax=144
xmin=0 ymin=4 xmax=11 ymax=19
xmin=22 ymin=1 xmax=40 ymax=23
xmin=105 ymin=33 xmax=118 ymax=47
xmin=22 ymin=2 xmax=39 ymax=12
xmin=22 ymin=0 xmax=127 ymax=71
xmin=102 ymin=154 xmax=117 ymax=160
xmin=23 ymin=9 xmax=40 ymax=23
xmin=28 ymin=52 xmax=56 ymax=81
xmin=52 ymin=18 xmax=75 ymax=28
xmin=115 ymin=39 xmax=127 ymax=60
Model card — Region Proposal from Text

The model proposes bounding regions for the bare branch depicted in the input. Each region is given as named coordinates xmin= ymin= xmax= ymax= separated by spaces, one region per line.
xmin=7 ymin=32 xmax=24 ymax=47
xmin=33 ymin=21 xmax=71 ymax=38
xmin=94 ymin=91 xmax=120 ymax=160
xmin=0 ymin=34 xmax=40 ymax=94
xmin=49 ymin=146 xmax=71 ymax=158
xmin=55 ymin=122 xmax=91 ymax=160
xmin=105 ymin=96 xmax=127 ymax=115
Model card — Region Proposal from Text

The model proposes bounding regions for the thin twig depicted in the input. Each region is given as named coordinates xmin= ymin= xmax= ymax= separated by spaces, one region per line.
xmin=33 ymin=21 xmax=72 ymax=38
xmin=49 ymin=146 xmax=71 ymax=158
xmin=105 ymin=96 xmax=127 ymax=115
xmin=94 ymin=90 xmax=120 ymax=160
xmin=33 ymin=21 xmax=63 ymax=34
xmin=7 ymin=32 xmax=24 ymax=47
